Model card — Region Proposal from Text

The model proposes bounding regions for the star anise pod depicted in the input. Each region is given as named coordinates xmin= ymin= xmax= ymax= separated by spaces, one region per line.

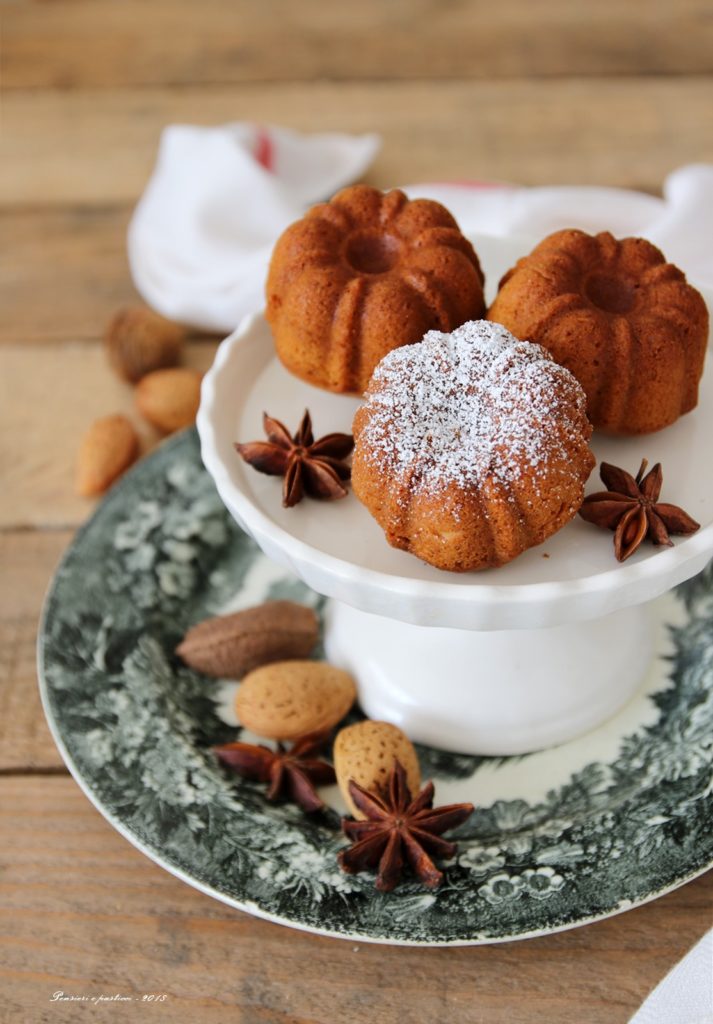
xmin=337 ymin=760 xmax=474 ymax=892
xmin=214 ymin=732 xmax=336 ymax=813
xmin=579 ymin=458 xmax=700 ymax=562
xmin=234 ymin=410 xmax=353 ymax=508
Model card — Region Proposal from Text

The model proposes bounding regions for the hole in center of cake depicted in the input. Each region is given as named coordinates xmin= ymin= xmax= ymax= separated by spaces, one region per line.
xmin=345 ymin=233 xmax=400 ymax=274
xmin=585 ymin=274 xmax=635 ymax=314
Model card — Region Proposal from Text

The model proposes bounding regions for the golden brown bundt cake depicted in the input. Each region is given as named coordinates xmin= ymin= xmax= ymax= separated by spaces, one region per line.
xmin=487 ymin=229 xmax=709 ymax=435
xmin=351 ymin=320 xmax=595 ymax=572
xmin=266 ymin=185 xmax=486 ymax=394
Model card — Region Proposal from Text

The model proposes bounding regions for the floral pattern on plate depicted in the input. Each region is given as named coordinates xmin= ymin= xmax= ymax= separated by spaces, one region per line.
xmin=39 ymin=430 xmax=713 ymax=944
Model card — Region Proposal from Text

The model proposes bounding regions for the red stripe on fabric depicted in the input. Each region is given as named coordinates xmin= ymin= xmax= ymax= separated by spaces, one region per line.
xmin=254 ymin=127 xmax=275 ymax=172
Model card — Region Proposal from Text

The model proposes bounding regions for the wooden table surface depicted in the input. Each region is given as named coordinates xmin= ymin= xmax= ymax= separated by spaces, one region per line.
xmin=2 ymin=3 xmax=712 ymax=1021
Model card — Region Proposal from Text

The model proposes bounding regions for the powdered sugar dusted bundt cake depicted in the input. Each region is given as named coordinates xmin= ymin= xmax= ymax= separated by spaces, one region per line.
xmin=351 ymin=320 xmax=595 ymax=572
xmin=266 ymin=185 xmax=486 ymax=394
xmin=487 ymin=229 xmax=709 ymax=435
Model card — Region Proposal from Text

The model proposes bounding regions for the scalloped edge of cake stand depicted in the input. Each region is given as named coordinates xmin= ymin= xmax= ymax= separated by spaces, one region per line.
xmin=198 ymin=253 xmax=712 ymax=752
xmin=197 ymin=308 xmax=713 ymax=633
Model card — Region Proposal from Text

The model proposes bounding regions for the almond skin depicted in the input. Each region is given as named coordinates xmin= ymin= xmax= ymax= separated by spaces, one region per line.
xmin=176 ymin=601 xmax=319 ymax=678
xmin=334 ymin=721 xmax=421 ymax=819
xmin=76 ymin=414 xmax=140 ymax=497
xmin=135 ymin=367 xmax=202 ymax=434
xmin=235 ymin=661 xmax=356 ymax=741
xmin=105 ymin=306 xmax=185 ymax=383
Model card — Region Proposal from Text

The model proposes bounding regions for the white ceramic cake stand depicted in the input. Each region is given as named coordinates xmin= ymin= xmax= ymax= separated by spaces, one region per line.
xmin=197 ymin=234 xmax=713 ymax=755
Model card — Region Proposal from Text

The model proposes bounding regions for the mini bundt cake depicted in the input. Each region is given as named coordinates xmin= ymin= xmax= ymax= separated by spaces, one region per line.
xmin=487 ymin=229 xmax=709 ymax=435
xmin=351 ymin=320 xmax=595 ymax=572
xmin=266 ymin=185 xmax=486 ymax=394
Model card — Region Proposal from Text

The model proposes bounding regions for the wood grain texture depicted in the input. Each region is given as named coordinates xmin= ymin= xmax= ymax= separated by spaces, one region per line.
xmin=1 ymin=775 xmax=711 ymax=1024
xmin=0 ymin=532 xmax=71 ymax=772
xmin=0 ymin=206 xmax=143 ymax=344
xmin=4 ymin=1 xmax=713 ymax=1017
xmin=0 ymin=206 xmax=225 ymax=344
xmin=3 ymin=78 xmax=713 ymax=207
xmin=0 ymin=343 xmax=218 ymax=530
xmin=4 ymin=0 xmax=713 ymax=88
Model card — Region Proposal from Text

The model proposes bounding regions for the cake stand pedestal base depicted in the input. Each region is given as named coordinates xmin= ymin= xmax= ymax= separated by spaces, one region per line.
xmin=324 ymin=600 xmax=653 ymax=755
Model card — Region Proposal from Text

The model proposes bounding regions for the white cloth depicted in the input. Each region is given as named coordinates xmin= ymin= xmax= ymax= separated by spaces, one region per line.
xmin=629 ymin=927 xmax=713 ymax=1024
xmin=128 ymin=121 xmax=713 ymax=334
xmin=128 ymin=123 xmax=380 ymax=332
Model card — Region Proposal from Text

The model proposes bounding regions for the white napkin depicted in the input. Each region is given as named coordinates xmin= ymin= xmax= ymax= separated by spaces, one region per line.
xmin=128 ymin=123 xmax=380 ymax=332
xmin=128 ymin=122 xmax=713 ymax=335
xmin=629 ymin=926 xmax=713 ymax=1024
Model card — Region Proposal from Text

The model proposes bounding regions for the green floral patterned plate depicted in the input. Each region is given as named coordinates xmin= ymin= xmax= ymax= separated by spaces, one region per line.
xmin=38 ymin=430 xmax=713 ymax=945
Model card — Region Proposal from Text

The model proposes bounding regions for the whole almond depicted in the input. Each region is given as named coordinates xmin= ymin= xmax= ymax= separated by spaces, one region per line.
xmin=334 ymin=721 xmax=421 ymax=819
xmin=76 ymin=414 xmax=140 ymax=497
xmin=235 ymin=661 xmax=356 ymax=741
xmin=106 ymin=306 xmax=185 ymax=383
xmin=135 ymin=367 xmax=202 ymax=434
xmin=177 ymin=601 xmax=319 ymax=678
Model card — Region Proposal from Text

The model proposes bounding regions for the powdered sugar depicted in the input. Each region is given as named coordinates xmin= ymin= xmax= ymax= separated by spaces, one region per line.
xmin=357 ymin=320 xmax=589 ymax=499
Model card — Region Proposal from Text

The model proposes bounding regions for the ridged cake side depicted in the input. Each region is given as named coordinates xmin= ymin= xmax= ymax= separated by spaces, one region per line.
xmin=352 ymin=320 xmax=595 ymax=572
xmin=487 ymin=229 xmax=709 ymax=435
xmin=266 ymin=185 xmax=486 ymax=394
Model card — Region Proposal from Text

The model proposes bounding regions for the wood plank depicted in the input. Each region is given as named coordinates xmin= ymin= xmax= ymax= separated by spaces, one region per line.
xmin=1 ymin=775 xmax=711 ymax=1024
xmin=4 ymin=0 xmax=713 ymax=88
xmin=0 ymin=205 xmax=223 ymax=344
xmin=0 ymin=343 xmax=219 ymax=531
xmin=0 ymin=532 xmax=72 ymax=772
xmin=0 ymin=205 xmax=143 ymax=344
xmin=3 ymin=78 xmax=713 ymax=208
